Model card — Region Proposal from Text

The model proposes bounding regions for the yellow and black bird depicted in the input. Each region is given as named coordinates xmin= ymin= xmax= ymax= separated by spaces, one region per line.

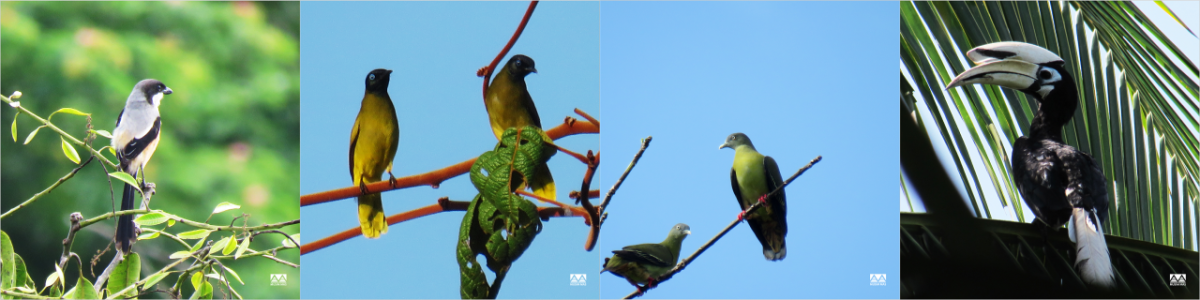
xmin=349 ymin=68 xmax=399 ymax=238
xmin=719 ymin=133 xmax=787 ymax=261
xmin=485 ymin=54 xmax=555 ymax=200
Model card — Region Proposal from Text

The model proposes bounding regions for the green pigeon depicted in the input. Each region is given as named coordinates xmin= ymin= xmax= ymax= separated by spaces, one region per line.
xmin=719 ymin=132 xmax=787 ymax=261
xmin=602 ymin=223 xmax=691 ymax=290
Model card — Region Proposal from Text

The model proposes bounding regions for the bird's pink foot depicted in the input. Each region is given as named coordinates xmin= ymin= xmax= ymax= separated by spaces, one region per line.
xmin=737 ymin=210 xmax=747 ymax=222
xmin=758 ymin=194 xmax=769 ymax=207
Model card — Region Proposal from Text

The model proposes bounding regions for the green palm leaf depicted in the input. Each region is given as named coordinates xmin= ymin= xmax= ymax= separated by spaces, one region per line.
xmin=901 ymin=1 xmax=1199 ymax=250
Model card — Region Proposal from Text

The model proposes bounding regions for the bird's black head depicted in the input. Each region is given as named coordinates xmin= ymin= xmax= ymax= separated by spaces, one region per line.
xmin=135 ymin=79 xmax=172 ymax=105
xmin=505 ymin=54 xmax=537 ymax=77
xmin=719 ymin=132 xmax=755 ymax=150
xmin=365 ymin=69 xmax=393 ymax=93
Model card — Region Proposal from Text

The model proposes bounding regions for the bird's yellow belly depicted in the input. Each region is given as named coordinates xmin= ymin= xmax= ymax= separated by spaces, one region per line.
xmin=486 ymin=94 xmax=537 ymax=139
xmin=735 ymin=152 xmax=768 ymax=206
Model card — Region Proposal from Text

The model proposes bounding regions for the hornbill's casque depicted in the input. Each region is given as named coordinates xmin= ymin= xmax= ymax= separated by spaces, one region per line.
xmin=947 ymin=41 xmax=1114 ymax=288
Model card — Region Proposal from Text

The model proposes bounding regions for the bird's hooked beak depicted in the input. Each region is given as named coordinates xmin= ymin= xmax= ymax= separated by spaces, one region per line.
xmin=945 ymin=41 xmax=1063 ymax=91
xmin=163 ymin=87 xmax=173 ymax=95
xmin=387 ymin=69 xmax=394 ymax=75
xmin=529 ymin=67 xmax=538 ymax=74
xmin=684 ymin=229 xmax=691 ymax=236
xmin=718 ymin=142 xmax=731 ymax=150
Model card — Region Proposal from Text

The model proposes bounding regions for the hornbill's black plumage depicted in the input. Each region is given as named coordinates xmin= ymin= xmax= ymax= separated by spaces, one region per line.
xmin=947 ymin=41 xmax=1113 ymax=288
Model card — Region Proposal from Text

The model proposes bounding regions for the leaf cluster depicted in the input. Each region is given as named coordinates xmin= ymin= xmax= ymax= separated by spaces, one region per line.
xmin=457 ymin=126 xmax=554 ymax=299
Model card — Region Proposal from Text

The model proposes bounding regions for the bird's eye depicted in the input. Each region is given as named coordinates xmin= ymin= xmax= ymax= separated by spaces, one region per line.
xmin=369 ymin=74 xmax=376 ymax=81
xmin=1039 ymin=70 xmax=1052 ymax=80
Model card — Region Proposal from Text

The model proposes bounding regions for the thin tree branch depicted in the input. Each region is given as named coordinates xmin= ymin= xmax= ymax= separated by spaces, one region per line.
xmin=477 ymin=1 xmax=539 ymax=99
xmin=1 ymin=94 xmax=118 ymax=169
xmin=1 ymin=156 xmax=95 ymax=219
xmin=577 ymin=151 xmax=602 ymax=251
xmin=598 ymin=136 xmax=652 ymax=226
xmin=623 ymin=155 xmax=822 ymax=299
xmin=299 ymin=113 xmax=599 ymax=206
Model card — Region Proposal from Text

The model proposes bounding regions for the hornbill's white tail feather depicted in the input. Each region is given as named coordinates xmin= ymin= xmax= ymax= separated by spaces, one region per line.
xmin=1069 ymin=207 xmax=1114 ymax=288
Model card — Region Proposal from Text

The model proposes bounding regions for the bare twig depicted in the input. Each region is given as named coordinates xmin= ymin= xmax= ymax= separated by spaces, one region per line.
xmin=623 ymin=155 xmax=822 ymax=299
xmin=598 ymin=136 xmax=652 ymax=226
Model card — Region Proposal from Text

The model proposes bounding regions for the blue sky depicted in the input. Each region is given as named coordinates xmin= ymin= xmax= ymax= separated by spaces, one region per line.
xmin=598 ymin=2 xmax=897 ymax=299
xmin=299 ymin=2 xmax=599 ymax=299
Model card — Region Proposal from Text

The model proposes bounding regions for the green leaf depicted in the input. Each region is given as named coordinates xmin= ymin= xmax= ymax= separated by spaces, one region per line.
xmin=168 ymin=251 xmax=192 ymax=260
xmin=46 ymin=263 xmax=65 ymax=289
xmin=178 ymin=229 xmax=211 ymax=240
xmin=209 ymin=237 xmax=231 ymax=255
xmin=50 ymin=107 xmax=88 ymax=118
xmin=190 ymin=237 xmax=207 ymax=252
xmin=22 ymin=125 xmax=42 ymax=145
xmin=70 ymin=274 xmax=98 ymax=299
xmin=134 ymin=212 xmax=170 ymax=226
xmin=10 ymin=111 xmax=18 ymax=142
xmin=107 ymin=253 xmax=141 ymax=299
xmin=94 ymin=129 xmax=113 ymax=139
xmin=211 ymin=202 xmax=240 ymax=215
xmin=60 ymin=137 xmax=81 ymax=164
xmin=222 ymin=237 xmax=239 ymax=255
xmin=142 ymin=272 xmax=169 ymax=291
xmin=190 ymin=271 xmax=204 ymax=292
xmin=189 ymin=279 xmax=212 ymax=300
xmin=234 ymin=236 xmax=251 ymax=259
xmin=109 ymin=172 xmax=142 ymax=194
xmin=10 ymin=252 xmax=31 ymax=293
xmin=2 ymin=231 xmax=16 ymax=290
xmin=138 ymin=230 xmax=160 ymax=240
xmin=167 ymin=219 xmax=176 ymax=227
xmin=457 ymin=195 xmax=490 ymax=299
xmin=220 ymin=264 xmax=244 ymax=285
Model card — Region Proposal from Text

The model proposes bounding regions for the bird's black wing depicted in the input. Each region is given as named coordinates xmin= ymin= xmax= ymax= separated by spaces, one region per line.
xmin=1058 ymin=146 xmax=1109 ymax=223
xmin=520 ymin=88 xmax=542 ymax=128
xmin=613 ymin=244 xmax=674 ymax=267
xmin=763 ymin=156 xmax=787 ymax=234
xmin=730 ymin=168 xmax=747 ymax=210
xmin=120 ymin=117 xmax=161 ymax=165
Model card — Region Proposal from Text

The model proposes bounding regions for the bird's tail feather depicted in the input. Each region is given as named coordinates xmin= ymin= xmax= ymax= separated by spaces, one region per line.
xmin=358 ymin=192 xmax=388 ymax=238
xmin=528 ymin=163 xmax=556 ymax=201
xmin=763 ymin=240 xmax=786 ymax=261
xmin=115 ymin=182 xmax=137 ymax=254
xmin=1069 ymin=207 xmax=1114 ymax=288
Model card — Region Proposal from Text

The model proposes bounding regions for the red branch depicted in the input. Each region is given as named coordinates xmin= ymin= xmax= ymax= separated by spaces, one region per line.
xmin=299 ymin=114 xmax=598 ymax=206
xmin=578 ymin=151 xmax=602 ymax=251
xmin=478 ymin=1 xmax=539 ymax=99
xmin=301 ymin=197 xmax=589 ymax=255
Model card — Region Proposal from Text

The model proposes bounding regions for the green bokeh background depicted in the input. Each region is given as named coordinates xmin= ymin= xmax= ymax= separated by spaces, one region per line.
xmin=0 ymin=2 xmax=299 ymax=298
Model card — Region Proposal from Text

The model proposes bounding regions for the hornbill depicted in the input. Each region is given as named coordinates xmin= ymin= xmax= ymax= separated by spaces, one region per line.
xmin=947 ymin=41 xmax=1113 ymax=288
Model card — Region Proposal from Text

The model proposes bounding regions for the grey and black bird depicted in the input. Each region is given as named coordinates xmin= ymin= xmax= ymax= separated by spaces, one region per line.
xmin=112 ymin=79 xmax=172 ymax=254
xmin=948 ymin=41 xmax=1113 ymax=287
